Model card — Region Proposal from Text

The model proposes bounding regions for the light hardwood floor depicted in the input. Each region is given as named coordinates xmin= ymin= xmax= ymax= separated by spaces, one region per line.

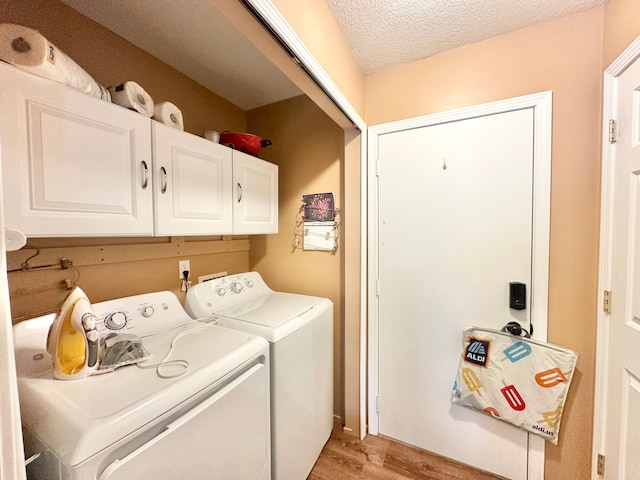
xmin=307 ymin=426 xmax=506 ymax=480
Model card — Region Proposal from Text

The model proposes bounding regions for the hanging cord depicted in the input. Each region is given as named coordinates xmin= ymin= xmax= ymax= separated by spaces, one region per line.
xmin=8 ymin=245 xmax=82 ymax=289
xmin=21 ymin=245 xmax=42 ymax=269
xmin=136 ymin=318 xmax=219 ymax=379
xmin=7 ymin=244 xmax=57 ymax=272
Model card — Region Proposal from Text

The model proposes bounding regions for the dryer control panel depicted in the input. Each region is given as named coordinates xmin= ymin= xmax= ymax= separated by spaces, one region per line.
xmin=93 ymin=291 xmax=194 ymax=338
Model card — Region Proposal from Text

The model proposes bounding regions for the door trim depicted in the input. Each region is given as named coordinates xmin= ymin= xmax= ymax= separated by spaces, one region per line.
xmin=367 ymin=91 xmax=552 ymax=479
xmin=592 ymin=34 xmax=640 ymax=480
xmin=0 ymin=228 xmax=26 ymax=478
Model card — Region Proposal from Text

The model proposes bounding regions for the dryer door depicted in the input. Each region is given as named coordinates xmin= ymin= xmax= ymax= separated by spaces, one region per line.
xmin=98 ymin=363 xmax=269 ymax=480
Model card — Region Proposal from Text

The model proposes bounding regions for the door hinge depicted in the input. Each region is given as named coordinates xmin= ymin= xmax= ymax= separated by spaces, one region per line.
xmin=376 ymin=395 xmax=380 ymax=414
xmin=376 ymin=157 xmax=380 ymax=177
xmin=376 ymin=278 xmax=381 ymax=297
xmin=597 ymin=453 xmax=605 ymax=475
xmin=609 ymin=119 xmax=617 ymax=143
xmin=603 ymin=290 xmax=612 ymax=314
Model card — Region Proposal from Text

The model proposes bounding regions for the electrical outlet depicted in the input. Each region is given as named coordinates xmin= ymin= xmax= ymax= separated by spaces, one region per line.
xmin=198 ymin=271 xmax=228 ymax=284
xmin=178 ymin=260 xmax=190 ymax=279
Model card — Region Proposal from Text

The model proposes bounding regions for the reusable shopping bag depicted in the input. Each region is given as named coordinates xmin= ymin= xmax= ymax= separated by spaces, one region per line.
xmin=450 ymin=326 xmax=577 ymax=444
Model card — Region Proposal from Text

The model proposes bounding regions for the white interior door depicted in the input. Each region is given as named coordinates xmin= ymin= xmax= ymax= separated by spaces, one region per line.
xmin=598 ymin=48 xmax=640 ymax=480
xmin=370 ymin=95 xmax=552 ymax=480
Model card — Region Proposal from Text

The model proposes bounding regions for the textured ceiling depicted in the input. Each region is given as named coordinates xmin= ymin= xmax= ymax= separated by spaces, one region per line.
xmin=59 ymin=0 xmax=607 ymax=110
xmin=325 ymin=0 xmax=607 ymax=73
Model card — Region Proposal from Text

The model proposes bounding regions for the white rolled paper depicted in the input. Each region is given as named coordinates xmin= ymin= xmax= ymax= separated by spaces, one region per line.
xmin=0 ymin=23 xmax=110 ymax=101
xmin=4 ymin=228 xmax=27 ymax=252
xmin=153 ymin=101 xmax=184 ymax=130
xmin=204 ymin=131 xmax=220 ymax=142
xmin=108 ymin=81 xmax=155 ymax=117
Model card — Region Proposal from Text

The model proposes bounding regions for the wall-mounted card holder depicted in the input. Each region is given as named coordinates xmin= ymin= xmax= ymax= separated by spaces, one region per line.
xmin=294 ymin=193 xmax=340 ymax=252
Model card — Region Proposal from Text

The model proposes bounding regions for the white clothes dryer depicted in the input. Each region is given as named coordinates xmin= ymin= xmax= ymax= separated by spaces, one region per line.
xmin=13 ymin=291 xmax=270 ymax=480
xmin=185 ymin=272 xmax=333 ymax=480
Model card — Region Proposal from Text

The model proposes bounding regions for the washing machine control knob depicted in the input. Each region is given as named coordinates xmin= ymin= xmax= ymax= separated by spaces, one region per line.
xmin=141 ymin=305 xmax=154 ymax=317
xmin=217 ymin=288 xmax=226 ymax=297
xmin=246 ymin=280 xmax=254 ymax=288
xmin=105 ymin=311 xmax=127 ymax=330
xmin=231 ymin=282 xmax=243 ymax=294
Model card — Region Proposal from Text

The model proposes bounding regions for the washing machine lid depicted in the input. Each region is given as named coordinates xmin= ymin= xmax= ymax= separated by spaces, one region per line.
xmin=13 ymin=315 xmax=268 ymax=467
xmin=215 ymin=292 xmax=323 ymax=323
xmin=214 ymin=292 xmax=331 ymax=342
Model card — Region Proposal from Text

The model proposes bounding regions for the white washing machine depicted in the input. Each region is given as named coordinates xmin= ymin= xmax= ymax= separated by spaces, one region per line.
xmin=13 ymin=291 xmax=271 ymax=480
xmin=185 ymin=272 xmax=333 ymax=480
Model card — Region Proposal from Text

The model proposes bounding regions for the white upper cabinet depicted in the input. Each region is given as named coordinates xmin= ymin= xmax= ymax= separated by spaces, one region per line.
xmin=0 ymin=62 xmax=154 ymax=237
xmin=0 ymin=62 xmax=278 ymax=237
xmin=232 ymin=150 xmax=278 ymax=234
xmin=152 ymin=122 xmax=233 ymax=235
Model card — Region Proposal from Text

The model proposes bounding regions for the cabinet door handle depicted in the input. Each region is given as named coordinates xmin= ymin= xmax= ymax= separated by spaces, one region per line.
xmin=141 ymin=161 xmax=149 ymax=189
xmin=161 ymin=166 xmax=168 ymax=194
xmin=237 ymin=183 xmax=243 ymax=203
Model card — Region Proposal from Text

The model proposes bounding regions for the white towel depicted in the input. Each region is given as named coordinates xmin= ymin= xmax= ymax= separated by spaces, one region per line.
xmin=153 ymin=101 xmax=184 ymax=130
xmin=108 ymin=81 xmax=154 ymax=117
xmin=0 ymin=23 xmax=110 ymax=101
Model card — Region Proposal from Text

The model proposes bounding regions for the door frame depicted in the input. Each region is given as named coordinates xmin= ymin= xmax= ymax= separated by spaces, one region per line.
xmin=367 ymin=92 xmax=552 ymax=479
xmin=0 ymin=221 xmax=26 ymax=477
xmin=592 ymin=34 xmax=640 ymax=480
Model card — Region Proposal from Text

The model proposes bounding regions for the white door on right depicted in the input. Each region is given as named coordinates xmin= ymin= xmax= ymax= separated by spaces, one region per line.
xmin=602 ymin=51 xmax=640 ymax=480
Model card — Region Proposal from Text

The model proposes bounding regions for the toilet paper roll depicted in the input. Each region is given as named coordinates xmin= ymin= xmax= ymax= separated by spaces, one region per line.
xmin=204 ymin=131 xmax=220 ymax=142
xmin=153 ymin=101 xmax=184 ymax=130
xmin=0 ymin=23 xmax=111 ymax=101
xmin=4 ymin=228 xmax=26 ymax=252
xmin=108 ymin=81 xmax=155 ymax=117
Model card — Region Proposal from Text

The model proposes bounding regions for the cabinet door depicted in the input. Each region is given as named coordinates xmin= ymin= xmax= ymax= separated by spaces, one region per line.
xmin=152 ymin=123 xmax=233 ymax=235
xmin=232 ymin=151 xmax=278 ymax=234
xmin=0 ymin=63 xmax=153 ymax=237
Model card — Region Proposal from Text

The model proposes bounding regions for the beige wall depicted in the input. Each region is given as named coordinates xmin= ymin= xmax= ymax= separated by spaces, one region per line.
xmin=603 ymin=0 xmax=640 ymax=66
xmin=271 ymin=0 xmax=366 ymax=119
xmin=6 ymin=237 xmax=251 ymax=321
xmin=247 ymin=95 xmax=345 ymax=419
xmin=340 ymin=129 xmax=363 ymax=434
xmin=252 ymin=0 xmax=367 ymax=431
xmin=364 ymin=8 xmax=604 ymax=480
xmin=265 ymin=0 xmax=366 ymax=435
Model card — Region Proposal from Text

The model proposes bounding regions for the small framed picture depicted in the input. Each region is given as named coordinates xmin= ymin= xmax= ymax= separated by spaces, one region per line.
xmin=303 ymin=193 xmax=335 ymax=221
